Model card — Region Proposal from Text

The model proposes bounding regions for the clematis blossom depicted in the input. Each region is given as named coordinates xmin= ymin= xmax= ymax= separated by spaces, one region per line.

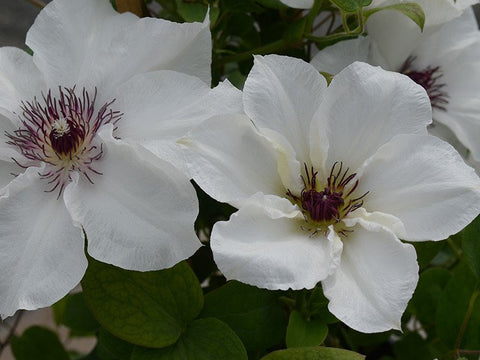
xmin=180 ymin=55 xmax=480 ymax=333
xmin=311 ymin=7 xmax=480 ymax=164
xmin=0 ymin=0 xmax=241 ymax=318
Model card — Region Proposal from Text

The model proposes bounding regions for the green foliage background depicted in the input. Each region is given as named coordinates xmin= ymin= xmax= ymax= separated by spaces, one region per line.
xmin=4 ymin=0 xmax=480 ymax=359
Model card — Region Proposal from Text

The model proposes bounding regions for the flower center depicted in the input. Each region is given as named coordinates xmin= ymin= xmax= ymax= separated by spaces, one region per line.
xmin=287 ymin=162 xmax=368 ymax=236
xmin=400 ymin=56 xmax=448 ymax=111
xmin=6 ymin=87 xmax=122 ymax=195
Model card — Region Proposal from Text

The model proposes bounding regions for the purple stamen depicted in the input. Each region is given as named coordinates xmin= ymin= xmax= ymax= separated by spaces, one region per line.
xmin=5 ymin=86 xmax=122 ymax=197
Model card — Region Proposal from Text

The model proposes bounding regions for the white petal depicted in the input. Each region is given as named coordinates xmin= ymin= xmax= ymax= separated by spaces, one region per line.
xmin=0 ymin=114 xmax=28 ymax=162
xmin=322 ymin=225 xmax=418 ymax=333
xmin=258 ymin=127 xmax=304 ymax=196
xmin=63 ymin=134 xmax=201 ymax=271
xmin=357 ymin=134 xmax=480 ymax=241
xmin=343 ymin=207 xmax=406 ymax=238
xmin=26 ymin=0 xmax=211 ymax=90
xmin=314 ymin=62 xmax=431 ymax=173
xmin=310 ymin=36 xmax=373 ymax=75
xmin=412 ymin=0 xmax=476 ymax=27
xmin=0 ymin=159 xmax=18 ymax=191
xmin=243 ymin=54 xmax=327 ymax=164
xmin=279 ymin=0 xmax=314 ymax=9
xmin=115 ymin=72 xmax=243 ymax=172
xmin=211 ymin=194 xmax=342 ymax=290
xmin=0 ymin=166 xmax=86 ymax=318
xmin=0 ymin=47 xmax=45 ymax=117
xmin=366 ymin=9 xmax=422 ymax=70
xmin=179 ymin=115 xmax=285 ymax=207
xmin=408 ymin=8 xmax=480 ymax=70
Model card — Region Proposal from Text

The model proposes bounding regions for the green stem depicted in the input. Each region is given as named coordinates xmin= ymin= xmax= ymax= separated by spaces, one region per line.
xmin=305 ymin=32 xmax=360 ymax=48
xmin=305 ymin=0 xmax=327 ymax=34
xmin=454 ymin=288 xmax=480 ymax=353
xmin=215 ymin=39 xmax=288 ymax=66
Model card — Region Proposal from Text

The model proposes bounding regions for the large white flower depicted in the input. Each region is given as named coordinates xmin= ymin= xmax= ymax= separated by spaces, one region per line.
xmin=311 ymin=7 xmax=480 ymax=163
xmin=180 ymin=55 xmax=480 ymax=333
xmin=0 ymin=0 xmax=241 ymax=318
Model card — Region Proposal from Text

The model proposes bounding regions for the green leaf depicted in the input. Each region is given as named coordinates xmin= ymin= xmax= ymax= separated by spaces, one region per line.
xmin=409 ymin=267 xmax=451 ymax=325
xmin=82 ymin=258 xmax=203 ymax=348
xmin=436 ymin=261 xmax=480 ymax=349
xmin=255 ymin=0 xmax=288 ymax=9
xmin=53 ymin=292 xmax=100 ymax=335
xmin=413 ymin=241 xmax=445 ymax=269
xmin=200 ymin=280 xmax=287 ymax=351
xmin=10 ymin=326 xmax=70 ymax=360
xmin=320 ymin=72 xmax=334 ymax=85
xmin=305 ymin=286 xmax=337 ymax=324
xmin=222 ymin=0 xmax=263 ymax=13
xmin=94 ymin=329 xmax=134 ymax=360
xmin=286 ymin=310 xmax=328 ymax=348
xmin=392 ymin=333 xmax=431 ymax=360
xmin=131 ymin=318 xmax=248 ymax=360
xmin=363 ymin=3 xmax=425 ymax=31
xmin=462 ymin=215 xmax=480 ymax=279
xmin=261 ymin=346 xmax=365 ymax=359
xmin=175 ymin=0 xmax=219 ymax=23
xmin=330 ymin=0 xmax=372 ymax=12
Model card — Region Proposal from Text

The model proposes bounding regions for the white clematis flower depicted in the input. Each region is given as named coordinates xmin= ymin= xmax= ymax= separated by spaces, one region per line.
xmin=180 ymin=55 xmax=480 ymax=333
xmin=312 ymin=7 xmax=480 ymax=163
xmin=0 ymin=0 xmax=241 ymax=318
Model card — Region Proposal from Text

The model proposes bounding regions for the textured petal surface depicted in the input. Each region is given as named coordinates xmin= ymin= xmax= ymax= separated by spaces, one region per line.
xmin=313 ymin=62 xmax=431 ymax=173
xmin=0 ymin=159 xmax=18 ymax=191
xmin=243 ymin=55 xmax=327 ymax=164
xmin=64 ymin=131 xmax=201 ymax=271
xmin=115 ymin=72 xmax=242 ymax=171
xmin=357 ymin=134 xmax=480 ymax=241
xmin=211 ymin=194 xmax=342 ymax=290
xmin=322 ymin=224 xmax=418 ymax=333
xmin=26 ymin=0 xmax=211 ymax=91
xmin=0 ymin=47 xmax=45 ymax=118
xmin=180 ymin=115 xmax=285 ymax=206
xmin=310 ymin=36 xmax=373 ymax=75
xmin=0 ymin=167 xmax=86 ymax=318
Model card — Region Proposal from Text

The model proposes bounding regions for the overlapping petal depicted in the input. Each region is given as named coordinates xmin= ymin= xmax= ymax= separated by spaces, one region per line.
xmin=211 ymin=193 xmax=342 ymax=290
xmin=357 ymin=134 xmax=480 ymax=241
xmin=115 ymin=71 xmax=242 ymax=171
xmin=0 ymin=167 xmax=87 ymax=318
xmin=243 ymin=55 xmax=327 ymax=164
xmin=180 ymin=115 xmax=285 ymax=207
xmin=322 ymin=224 xmax=418 ymax=333
xmin=0 ymin=160 xmax=18 ymax=191
xmin=63 ymin=129 xmax=201 ymax=271
xmin=0 ymin=47 xmax=46 ymax=118
xmin=310 ymin=36 xmax=374 ymax=75
xmin=26 ymin=0 xmax=211 ymax=92
xmin=312 ymin=62 xmax=431 ymax=173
